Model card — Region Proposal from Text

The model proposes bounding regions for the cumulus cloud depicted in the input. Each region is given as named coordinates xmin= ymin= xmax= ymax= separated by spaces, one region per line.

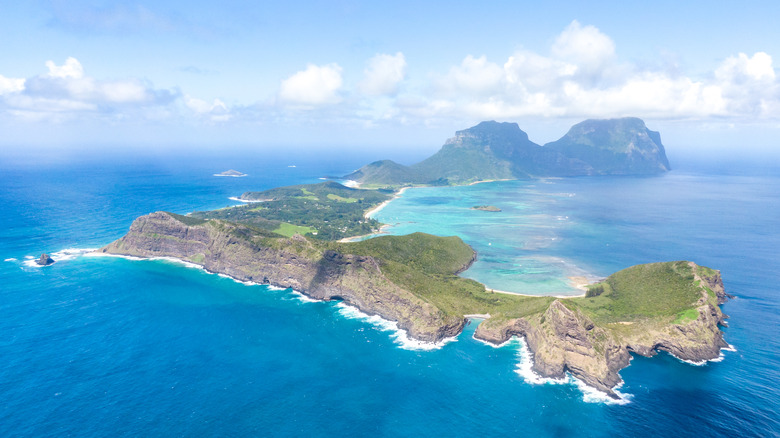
xmin=185 ymin=95 xmax=232 ymax=122
xmin=411 ymin=21 xmax=779 ymax=123
xmin=437 ymin=55 xmax=504 ymax=96
xmin=551 ymin=20 xmax=615 ymax=79
xmin=358 ymin=52 xmax=407 ymax=96
xmin=278 ymin=63 xmax=343 ymax=106
xmin=0 ymin=57 xmax=178 ymax=121
xmin=0 ymin=75 xmax=25 ymax=95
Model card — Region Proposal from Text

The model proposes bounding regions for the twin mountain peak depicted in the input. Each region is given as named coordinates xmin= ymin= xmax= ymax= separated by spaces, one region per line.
xmin=345 ymin=117 xmax=671 ymax=186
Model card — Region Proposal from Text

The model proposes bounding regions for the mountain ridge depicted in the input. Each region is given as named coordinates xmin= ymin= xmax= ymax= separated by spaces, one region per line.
xmin=345 ymin=117 xmax=670 ymax=186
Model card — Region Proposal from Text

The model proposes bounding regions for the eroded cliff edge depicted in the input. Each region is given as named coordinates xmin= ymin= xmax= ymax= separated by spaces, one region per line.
xmin=102 ymin=212 xmax=730 ymax=399
xmin=474 ymin=262 xmax=730 ymax=398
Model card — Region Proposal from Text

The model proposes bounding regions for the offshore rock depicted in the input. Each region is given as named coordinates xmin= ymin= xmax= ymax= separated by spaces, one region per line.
xmin=35 ymin=253 xmax=55 ymax=266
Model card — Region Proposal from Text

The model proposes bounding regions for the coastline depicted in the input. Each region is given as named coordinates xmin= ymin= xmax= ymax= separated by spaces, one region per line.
xmin=346 ymin=180 xmax=596 ymax=297
xmin=90 ymin=250 xmax=453 ymax=351
xmin=489 ymin=288 xmax=586 ymax=299
xmin=337 ymin=186 xmax=412 ymax=243
xmin=363 ymin=186 xmax=411 ymax=219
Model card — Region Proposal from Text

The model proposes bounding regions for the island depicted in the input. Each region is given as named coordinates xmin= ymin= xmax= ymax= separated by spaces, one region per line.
xmin=344 ymin=117 xmax=670 ymax=187
xmin=103 ymin=118 xmax=730 ymax=400
xmin=35 ymin=253 xmax=55 ymax=266
xmin=214 ymin=169 xmax=247 ymax=177
xmin=471 ymin=205 xmax=501 ymax=212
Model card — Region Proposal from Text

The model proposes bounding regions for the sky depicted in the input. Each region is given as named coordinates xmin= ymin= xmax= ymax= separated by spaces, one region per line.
xmin=1 ymin=0 xmax=780 ymax=159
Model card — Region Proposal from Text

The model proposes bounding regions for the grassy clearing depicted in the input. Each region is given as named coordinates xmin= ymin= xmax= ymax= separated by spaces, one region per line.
xmin=327 ymin=193 xmax=358 ymax=203
xmin=273 ymin=222 xmax=317 ymax=237
xmin=569 ymin=261 xmax=702 ymax=324
xmin=673 ymin=308 xmax=700 ymax=324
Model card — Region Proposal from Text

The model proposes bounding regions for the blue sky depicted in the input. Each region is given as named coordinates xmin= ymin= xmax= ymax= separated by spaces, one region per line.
xmin=1 ymin=1 xmax=779 ymax=157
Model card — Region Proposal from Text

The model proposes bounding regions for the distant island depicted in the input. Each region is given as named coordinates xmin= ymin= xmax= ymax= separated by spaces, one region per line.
xmin=103 ymin=117 xmax=730 ymax=400
xmin=344 ymin=117 xmax=670 ymax=187
xmin=471 ymin=205 xmax=501 ymax=212
xmin=214 ymin=169 xmax=247 ymax=177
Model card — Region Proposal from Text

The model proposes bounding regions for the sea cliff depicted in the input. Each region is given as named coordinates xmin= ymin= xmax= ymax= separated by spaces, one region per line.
xmin=103 ymin=212 xmax=730 ymax=399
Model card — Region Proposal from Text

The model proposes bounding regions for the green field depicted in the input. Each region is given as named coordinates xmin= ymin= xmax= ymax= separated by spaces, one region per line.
xmin=569 ymin=261 xmax=705 ymax=324
xmin=273 ymin=222 xmax=317 ymax=237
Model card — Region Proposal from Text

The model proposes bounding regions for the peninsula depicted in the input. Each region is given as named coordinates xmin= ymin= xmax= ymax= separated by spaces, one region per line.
xmin=103 ymin=118 xmax=730 ymax=399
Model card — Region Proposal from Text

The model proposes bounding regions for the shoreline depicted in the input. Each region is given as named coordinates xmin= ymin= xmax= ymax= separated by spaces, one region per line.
xmin=363 ymin=186 xmax=411 ymax=219
xmin=344 ymin=180 xmax=596 ymax=297
xmin=90 ymin=250 xmax=453 ymax=351
xmin=489 ymin=288 xmax=586 ymax=299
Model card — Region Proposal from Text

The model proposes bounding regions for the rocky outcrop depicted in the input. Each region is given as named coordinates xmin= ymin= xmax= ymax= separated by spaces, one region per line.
xmin=101 ymin=212 xmax=464 ymax=342
xmin=474 ymin=264 xmax=730 ymax=399
xmin=35 ymin=253 xmax=55 ymax=266
xmin=103 ymin=213 xmax=730 ymax=400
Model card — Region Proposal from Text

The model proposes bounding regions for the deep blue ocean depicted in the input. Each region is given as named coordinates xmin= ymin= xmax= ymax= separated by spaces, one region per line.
xmin=1 ymin=150 xmax=778 ymax=437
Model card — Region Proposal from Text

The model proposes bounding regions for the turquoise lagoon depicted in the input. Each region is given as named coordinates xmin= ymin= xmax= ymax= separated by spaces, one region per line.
xmin=1 ymin=153 xmax=778 ymax=436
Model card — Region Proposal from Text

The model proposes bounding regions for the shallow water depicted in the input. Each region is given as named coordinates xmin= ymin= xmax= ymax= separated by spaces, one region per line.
xmin=1 ymin=154 xmax=778 ymax=436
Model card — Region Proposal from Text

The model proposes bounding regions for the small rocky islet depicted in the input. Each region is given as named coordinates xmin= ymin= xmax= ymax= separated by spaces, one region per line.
xmin=104 ymin=117 xmax=730 ymax=399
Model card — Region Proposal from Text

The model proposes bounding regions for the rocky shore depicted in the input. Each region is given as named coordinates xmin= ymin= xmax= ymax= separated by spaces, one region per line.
xmin=103 ymin=212 xmax=730 ymax=399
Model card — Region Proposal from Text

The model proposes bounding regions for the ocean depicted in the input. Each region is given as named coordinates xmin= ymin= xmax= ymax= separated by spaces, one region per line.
xmin=1 ymin=150 xmax=778 ymax=437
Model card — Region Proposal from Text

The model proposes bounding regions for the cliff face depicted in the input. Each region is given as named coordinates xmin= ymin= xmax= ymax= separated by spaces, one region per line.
xmin=544 ymin=118 xmax=671 ymax=174
xmin=474 ymin=263 xmax=729 ymax=399
xmin=344 ymin=118 xmax=671 ymax=185
xmin=411 ymin=121 xmax=593 ymax=183
xmin=104 ymin=213 xmax=730 ymax=400
xmin=102 ymin=212 xmax=465 ymax=342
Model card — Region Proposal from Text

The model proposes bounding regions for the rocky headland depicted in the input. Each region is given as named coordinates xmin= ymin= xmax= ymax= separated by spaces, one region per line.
xmin=102 ymin=212 xmax=730 ymax=399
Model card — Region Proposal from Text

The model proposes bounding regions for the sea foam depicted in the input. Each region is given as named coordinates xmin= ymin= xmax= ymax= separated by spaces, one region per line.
xmin=513 ymin=336 xmax=632 ymax=404
xmin=22 ymin=248 xmax=98 ymax=268
xmin=335 ymin=302 xmax=457 ymax=351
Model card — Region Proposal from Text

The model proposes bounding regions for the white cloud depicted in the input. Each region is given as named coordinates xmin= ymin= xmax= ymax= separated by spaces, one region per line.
xmin=185 ymin=95 xmax=232 ymax=121
xmin=278 ymin=63 xmax=343 ymax=106
xmin=437 ymin=55 xmax=504 ymax=96
xmin=551 ymin=20 xmax=616 ymax=77
xmin=0 ymin=75 xmax=25 ymax=95
xmin=414 ymin=22 xmax=779 ymax=123
xmin=0 ymin=57 xmax=178 ymax=122
xmin=358 ymin=52 xmax=407 ymax=96
xmin=716 ymin=52 xmax=775 ymax=83
xmin=46 ymin=57 xmax=84 ymax=79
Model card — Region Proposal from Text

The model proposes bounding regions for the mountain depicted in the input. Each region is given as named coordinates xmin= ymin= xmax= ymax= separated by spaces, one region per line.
xmin=544 ymin=117 xmax=671 ymax=175
xmin=343 ymin=160 xmax=428 ymax=186
xmin=345 ymin=118 xmax=670 ymax=186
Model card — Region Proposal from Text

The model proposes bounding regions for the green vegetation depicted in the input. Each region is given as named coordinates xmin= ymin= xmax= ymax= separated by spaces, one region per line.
xmin=330 ymin=233 xmax=554 ymax=319
xmin=673 ymin=308 xmax=700 ymax=325
xmin=158 ymin=210 xmax=718 ymax=342
xmin=327 ymin=193 xmax=358 ymax=203
xmin=273 ymin=222 xmax=317 ymax=237
xmin=191 ymin=182 xmax=392 ymax=241
xmin=166 ymin=212 xmax=207 ymax=226
xmin=343 ymin=159 xmax=428 ymax=187
xmin=569 ymin=261 xmax=703 ymax=324
xmin=344 ymin=118 xmax=670 ymax=186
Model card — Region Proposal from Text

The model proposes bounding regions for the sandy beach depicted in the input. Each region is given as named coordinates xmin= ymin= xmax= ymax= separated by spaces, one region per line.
xmin=362 ymin=186 xmax=411 ymax=219
xmin=488 ymin=288 xmax=586 ymax=299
